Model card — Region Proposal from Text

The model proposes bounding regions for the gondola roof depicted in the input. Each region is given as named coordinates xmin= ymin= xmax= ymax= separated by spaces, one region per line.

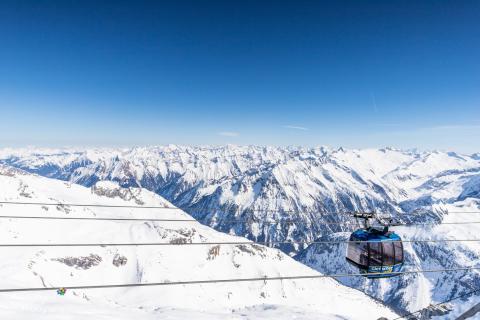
xmin=351 ymin=229 xmax=401 ymax=242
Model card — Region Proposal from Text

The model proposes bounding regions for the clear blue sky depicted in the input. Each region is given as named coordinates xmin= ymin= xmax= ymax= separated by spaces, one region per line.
xmin=0 ymin=0 xmax=479 ymax=152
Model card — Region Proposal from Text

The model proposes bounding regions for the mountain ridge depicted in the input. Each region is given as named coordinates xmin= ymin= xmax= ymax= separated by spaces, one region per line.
xmin=1 ymin=146 xmax=480 ymax=316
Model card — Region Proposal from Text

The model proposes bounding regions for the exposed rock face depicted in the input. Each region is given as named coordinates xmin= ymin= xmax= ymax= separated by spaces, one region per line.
xmin=0 ymin=164 xmax=30 ymax=177
xmin=53 ymin=254 xmax=102 ymax=270
xmin=207 ymin=245 xmax=221 ymax=260
xmin=91 ymin=181 xmax=145 ymax=205
xmin=112 ymin=254 xmax=127 ymax=267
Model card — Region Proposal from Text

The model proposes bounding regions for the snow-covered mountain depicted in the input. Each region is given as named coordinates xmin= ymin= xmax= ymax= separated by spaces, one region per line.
xmin=296 ymin=207 xmax=480 ymax=319
xmin=1 ymin=147 xmax=479 ymax=249
xmin=1 ymin=145 xmax=480 ymax=317
xmin=0 ymin=165 xmax=397 ymax=319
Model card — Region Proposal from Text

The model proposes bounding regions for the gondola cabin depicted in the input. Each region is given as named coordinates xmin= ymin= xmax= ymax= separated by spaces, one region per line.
xmin=346 ymin=228 xmax=404 ymax=278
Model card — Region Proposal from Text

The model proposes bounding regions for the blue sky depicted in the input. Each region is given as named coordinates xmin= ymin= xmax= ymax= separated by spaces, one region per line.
xmin=0 ymin=0 xmax=479 ymax=152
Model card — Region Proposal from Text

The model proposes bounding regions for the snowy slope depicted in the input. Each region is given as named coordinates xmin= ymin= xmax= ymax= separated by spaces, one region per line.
xmin=1 ymin=145 xmax=480 ymax=316
xmin=0 ymin=165 xmax=397 ymax=320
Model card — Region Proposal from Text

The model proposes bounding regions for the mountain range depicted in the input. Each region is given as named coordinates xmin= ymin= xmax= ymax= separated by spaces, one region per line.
xmin=1 ymin=145 xmax=480 ymax=318
xmin=0 ymin=164 xmax=396 ymax=319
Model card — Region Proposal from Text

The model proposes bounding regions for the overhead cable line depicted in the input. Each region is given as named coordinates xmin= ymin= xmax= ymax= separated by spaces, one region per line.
xmin=0 ymin=214 xmax=479 ymax=227
xmin=0 ymin=201 xmax=179 ymax=209
xmin=394 ymin=287 xmax=480 ymax=320
xmin=0 ymin=266 xmax=479 ymax=294
xmin=0 ymin=200 xmax=479 ymax=215
xmin=1 ymin=238 xmax=479 ymax=248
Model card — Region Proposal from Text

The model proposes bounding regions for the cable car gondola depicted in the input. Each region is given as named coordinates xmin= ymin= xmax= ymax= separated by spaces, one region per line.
xmin=345 ymin=213 xmax=404 ymax=278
